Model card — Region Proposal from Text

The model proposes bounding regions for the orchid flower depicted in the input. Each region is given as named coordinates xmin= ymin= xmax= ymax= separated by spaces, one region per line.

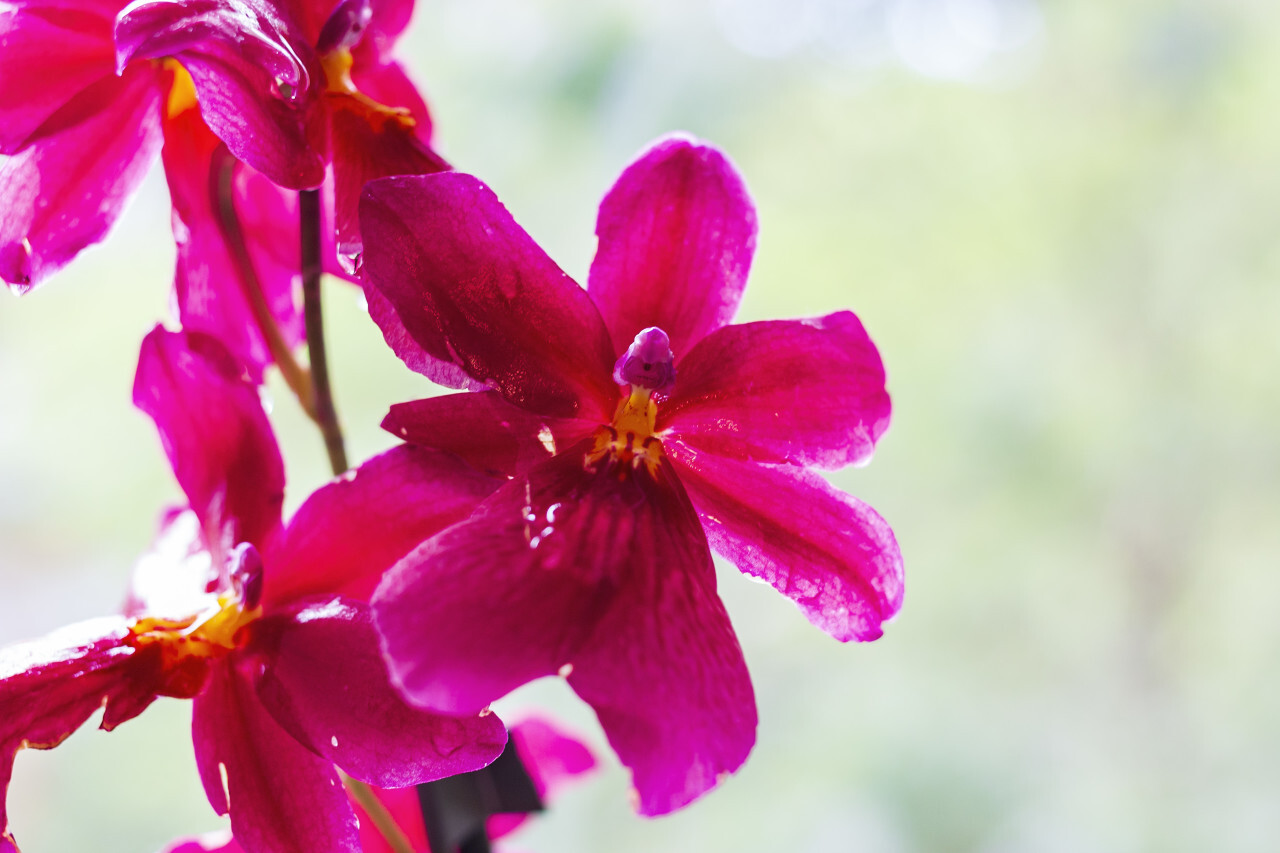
xmin=157 ymin=716 xmax=597 ymax=853
xmin=116 ymin=0 xmax=449 ymax=265
xmin=0 ymin=327 xmax=507 ymax=853
xmin=3 ymin=0 xmax=442 ymax=379
xmin=358 ymin=134 xmax=905 ymax=815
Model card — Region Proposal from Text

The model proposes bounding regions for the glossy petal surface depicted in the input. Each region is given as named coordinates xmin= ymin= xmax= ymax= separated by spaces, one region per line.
xmin=0 ymin=63 xmax=162 ymax=290
xmin=192 ymin=662 xmax=359 ymax=853
xmin=0 ymin=619 xmax=144 ymax=844
xmin=374 ymin=441 xmax=755 ymax=815
xmin=133 ymin=328 xmax=285 ymax=557
xmin=670 ymin=444 xmax=903 ymax=642
xmin=265 ymin=444 xmax=500 ymax=605
xmin=360 ymin=173 xmax=617 ymax=419
xmin=163 ymin=106 xmax=303 ymax=380
xmin=661 ymin=312 xmax=891 ymax=469
xmin=251 ymin=597 xmax=508 ymax=787
xmin=0 ymin=2 xmax=117 ymax=153
xmin=587 ymin=135 xmax=757 ymax=358
xmin=382 ymin=392 xmax=596 ymax=478
xmin=115 ymin=0 xmax=327 ymax=187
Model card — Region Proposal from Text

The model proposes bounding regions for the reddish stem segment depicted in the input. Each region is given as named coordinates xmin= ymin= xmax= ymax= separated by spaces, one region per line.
xmin=211 ymin=148 xmax=316 ymax=417
xmin=299 ymin=188 xmax=349 ymax=475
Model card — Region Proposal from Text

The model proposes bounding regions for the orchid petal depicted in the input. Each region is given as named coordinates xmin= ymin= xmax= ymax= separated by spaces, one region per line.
xmin=264 ymin=444 xmax=501 ymax=606
xmin=587 ymin=134 xmax=757 ymax=358
xmin=162 ymin=107 xmax=304 ymax=381
xmin=0 ymin=618 xmax=145 ymax=844
xmin=133 ymin=328 xmax=285 ymax=558
xmin=381 ymin=392 xmax=596 ymax=478
xmin=328 ymin=92 xmax=448 ymax=263
xmin=0 ymin=3 xmax=116 ymax=153
xmin=250 ymin=597 xmax=508 ymax=787
xmin=0 ymin=63 xmax=162 ymax=291
xmin=363 ymin=278 xmax=487 ymax=390
xmin=373 ymin=440 xmax=755 ymax=815
xmin=115 ymin=0 xmax=327 ymax=187
xmin=562 ymin=467 xmax=755 ymax=816
xmin=661 ymin=312 xmax=891 ymax=469
xmin=669 ymin=443 xmax=903 ymax=642
xmin=360 ymin=173 xmax=618 ymax=419
xmin=192 ymin=662 xmax=359 ymax=853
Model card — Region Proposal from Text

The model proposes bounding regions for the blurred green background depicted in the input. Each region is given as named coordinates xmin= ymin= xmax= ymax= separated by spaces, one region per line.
xmin=4 ymin=0 xmax=1280 ymax=850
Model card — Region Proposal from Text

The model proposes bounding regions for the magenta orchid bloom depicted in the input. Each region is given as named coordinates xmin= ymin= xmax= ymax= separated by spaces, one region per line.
xmin=159 ymin=716 xmax=597 ymax=853
xmin=0 ymin=0 xmax=299 ymax=376
xmin=358 ymin=134 xmax=904 ymax=815
xmin=116 ymin=0 xmax=448 ymax=263
xmin=0 ymin=327 xmax=507 ymax=853
xmin=4 ymin=0 xmax=440 ymax=377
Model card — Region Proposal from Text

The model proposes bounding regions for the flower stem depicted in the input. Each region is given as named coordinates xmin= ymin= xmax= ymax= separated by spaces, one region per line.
xmin=212 ymin=148 xmax=315 ymax=417
xmin=343 ymin=775 xmax=417 ymax=853
xmin=299 ymin=188 xmax=349 ymax=475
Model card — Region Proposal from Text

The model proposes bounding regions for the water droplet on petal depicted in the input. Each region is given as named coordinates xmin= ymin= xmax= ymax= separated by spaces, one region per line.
xmin=270 ymin=75 xmax=301 ymax=103
xmin=1 ymin=238 xmax=34 ymax=290
xmin=558 ymin=662 xmax=574 ymax=678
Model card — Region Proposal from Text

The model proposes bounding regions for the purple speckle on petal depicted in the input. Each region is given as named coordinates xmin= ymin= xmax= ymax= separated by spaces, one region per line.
xmin=613 ymin=326 xmax=676 ymax=391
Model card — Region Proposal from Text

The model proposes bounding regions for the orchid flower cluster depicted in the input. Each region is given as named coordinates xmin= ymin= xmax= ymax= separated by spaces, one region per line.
xmin=0 ymin=0 xmax=904 ymax=849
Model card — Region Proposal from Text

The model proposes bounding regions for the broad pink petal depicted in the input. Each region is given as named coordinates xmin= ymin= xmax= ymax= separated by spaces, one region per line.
xmin=0 ymin=63 xmax=162 ymax=291
xmin=486 ymin=717 xmax=597 ymax=839
xmin=328 ymin=91 xmax=448 ymax=262
xmin=265 ymin=444 xmax=500 ymax=605
xmin=163 ymin=105 xmax=304 ymax=381
xmin=363 ymin=279 xmax=486 ymax=390
xmin=250 ymin=597 xmax=508 ymax=787
xmin=562 ymin=465 xmax=755 ymax=816
xmin=660 ymin=312 xmax=891 ymax=470
xmin=669 ymin=443 xmax=903 ymax=642
xmin=0 ymin=3 xmax=117 ymax=153
xmin=382 ymin=392 xmax=596 ymax=478
xmin=587 ymin=134 xmax=757 ymax=358
xmin=373 ymin=440 xmax=755 ymax=815
xmin=133 ymin=328 xmax=285 ymax=557
xmin=360 ymin=173 xmax=618 ymax=420
xmin=192 ymin=662 xmax=359 ymax=853
xmin=115 ymin=0 xmax=327 ymax=188
xmin=0 ymin=618 xmax=147 ymax=843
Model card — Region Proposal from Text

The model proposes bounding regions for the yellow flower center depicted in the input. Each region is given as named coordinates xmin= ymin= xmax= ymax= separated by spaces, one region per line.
xmin=319 ymin=48 xmax=417 ymax=131
xmin=127 ymin=595 xmax=261 ymax=697
xmin=586 ymin=386 xmax=665 ymax=477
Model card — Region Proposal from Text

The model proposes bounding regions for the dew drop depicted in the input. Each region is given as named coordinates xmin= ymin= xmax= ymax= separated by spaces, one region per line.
xmin=270 ymin=75 xmax=299 ymax=103
xmin=330 ymin=735 xmax=340 ymax=748
xmin=558 ymin=662 xmax=574 ymax=678
xmin=1 ymin=238 xmax=34 ymax=289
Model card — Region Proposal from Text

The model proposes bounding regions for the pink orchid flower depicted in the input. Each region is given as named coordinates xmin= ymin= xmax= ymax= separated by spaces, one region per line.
xmin=3 ymin=0 xmax=441 ymax=377
xmin=0 ymin=328 xmax=507 ymax=853
xmin=357 ymin=134 xmax=905 ymax=815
